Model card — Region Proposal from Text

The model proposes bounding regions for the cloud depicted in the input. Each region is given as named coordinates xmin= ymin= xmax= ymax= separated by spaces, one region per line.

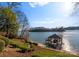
xmin=31 ymin=17 xmax=75 ymax=28
xmin=29 ymin=2 xmax=49 ymax=8
xmin=62 ymin=2 xmax=75 ymax=17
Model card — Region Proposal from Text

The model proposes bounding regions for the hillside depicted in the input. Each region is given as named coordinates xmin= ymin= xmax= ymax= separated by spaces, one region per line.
xmin=0 ymin=35 xmax=78 ymax=57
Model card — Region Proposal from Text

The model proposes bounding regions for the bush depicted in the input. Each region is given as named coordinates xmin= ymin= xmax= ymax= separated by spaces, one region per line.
xmin=10 ymin=43 xmax=20 ymax=48
xmin=1 ymin=37 xmax=10 ymax=47
xmin=0 ymin=40 xmax=5 ymax=52
xmin=10 ymin=43 xmax=31 ymax=53
xmin=20 ymin=48 xmax=27 ymax=53
xmin=10 ymin=41 xmax=31 ymax=53
xmin=19 ymin=48 xmax=29 ymax=53
xmin=32 ymin=42 xmax=38 ymax=46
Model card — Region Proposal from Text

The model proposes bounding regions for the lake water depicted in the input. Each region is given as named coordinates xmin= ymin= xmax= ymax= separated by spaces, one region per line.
xmin=29 ymin=30 xmax=79 ymax=53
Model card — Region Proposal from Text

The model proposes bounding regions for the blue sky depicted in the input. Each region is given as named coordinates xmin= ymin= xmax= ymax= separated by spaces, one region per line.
xmin=20 ymin=2 xmax=79 ymax=28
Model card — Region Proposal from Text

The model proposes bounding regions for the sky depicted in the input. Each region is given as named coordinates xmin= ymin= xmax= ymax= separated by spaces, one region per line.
xmin=20 ymin=2 xmax=79 ymax=28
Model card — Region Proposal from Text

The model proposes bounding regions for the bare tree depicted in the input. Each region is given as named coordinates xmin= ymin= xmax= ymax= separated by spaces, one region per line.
xmin=16 ymin=11 xmax=29 ymax=40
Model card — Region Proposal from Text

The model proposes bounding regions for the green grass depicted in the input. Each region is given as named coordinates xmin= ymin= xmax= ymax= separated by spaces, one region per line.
xmin=9 ymin=39 xmax=29 ymax=50
xmin=32 ymin=48 xmax=78 ymax=57
xmin=0 ymin=35 xmax=30 ymax=51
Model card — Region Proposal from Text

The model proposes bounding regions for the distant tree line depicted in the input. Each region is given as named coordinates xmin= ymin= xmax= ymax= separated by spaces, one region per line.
xmin=29 ymin=27 xmax=65 ymax=32
xmin=29 ymin=26 xmax=79 ymax=32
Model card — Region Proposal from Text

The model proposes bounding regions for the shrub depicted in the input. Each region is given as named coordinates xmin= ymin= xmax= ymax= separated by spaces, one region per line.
xmin=10 ymin=41 xmax=31 ymax=53
xmin=20 ymin=48 xmax=27 ymax=53
xmin=1 ymin=37 xmax=10 ymax=47
xmin=0 ymin=40 xmax=5 ymax=52
xmin=9 ymin=39 xmax=33 ymax=53
xmin=32 ymin=42 xmax=38 ymax=46
xmin=10 ymin=43 xmax=20 ymax=48
xmin=19 ymin=48 xmax=29 ymax=53
xmin=10 ymin=43 xmax=31 ymax=53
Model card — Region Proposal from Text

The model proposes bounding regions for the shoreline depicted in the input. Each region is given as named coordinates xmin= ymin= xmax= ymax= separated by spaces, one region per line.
xmin=30 ymin=40 xmax=78 ymax=55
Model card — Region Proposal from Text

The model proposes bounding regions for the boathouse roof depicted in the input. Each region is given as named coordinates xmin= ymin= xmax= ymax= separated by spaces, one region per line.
xmin=48 ymin=34 xmax=61 ymax=39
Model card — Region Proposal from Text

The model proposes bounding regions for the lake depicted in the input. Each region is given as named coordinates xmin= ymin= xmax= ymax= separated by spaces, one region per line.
xmin=29 ymin=30 xmax=79 ymax=53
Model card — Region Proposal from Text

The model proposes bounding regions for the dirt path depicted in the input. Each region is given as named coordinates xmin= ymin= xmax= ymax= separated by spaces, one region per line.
xmin=0 ymin=46 xmax=31 ymax=57
xmin=0 ymin=46 xmax=44 ymax=57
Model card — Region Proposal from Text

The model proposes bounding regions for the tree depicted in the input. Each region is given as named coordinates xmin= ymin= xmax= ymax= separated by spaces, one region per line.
xmin=70 ymin=2 xmax=79 ymax=16
xmin=0 ymin=2 xmax=29 ymax=39
xmin=15 ymin=11 xmax=29 ymax=39
xmin=6 ymin=2 xmax=29 ymax=39
xmin=7 ymin=2 xmax=21 ymax=9
xmin=0 ymin=7 xmax=19 ymax=38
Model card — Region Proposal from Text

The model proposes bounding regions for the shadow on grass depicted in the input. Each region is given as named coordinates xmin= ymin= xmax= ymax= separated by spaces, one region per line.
xmin=16 ymin=49 xmax=34 ymax=53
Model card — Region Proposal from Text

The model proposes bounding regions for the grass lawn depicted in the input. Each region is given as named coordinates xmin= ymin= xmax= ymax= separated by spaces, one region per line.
xmin=9 ymin=39 xmax=30 ymax=50
xmin=32 ymin=46 xmax=78 ymax=57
